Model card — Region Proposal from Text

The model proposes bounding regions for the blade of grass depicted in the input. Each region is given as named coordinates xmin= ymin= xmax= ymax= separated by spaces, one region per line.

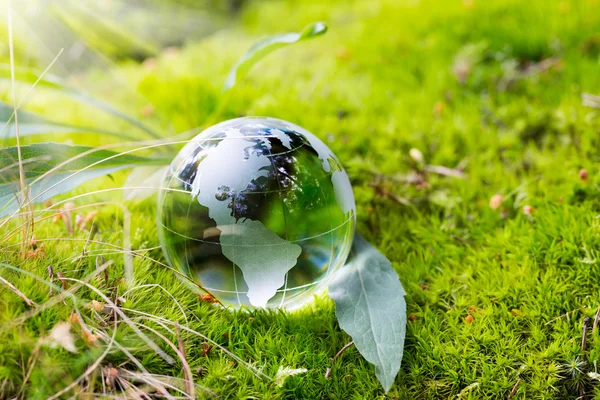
xmin=223 ymin=21 xmax=327 ymax=91
xmin=7 ymin=0 xmax=31 ymax=258
xmin=0 ymin=65 xmax=161 ymax=139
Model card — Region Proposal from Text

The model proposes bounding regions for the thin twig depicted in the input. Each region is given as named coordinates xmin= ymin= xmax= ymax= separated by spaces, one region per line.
xmin=175 ymin=322 xmax=193 ymax=398
xmin=0 ymin=276 xmax=38 ymax=306
xmin=133 ymin=322 xmax=194 ymax=398
xmin=331 ymin=341 xmax=355 ymax=362
xmin=545 ymin=306 xmax=587 ymax=326
xmin=369 ymin=183 xmax=412 ymax=206
xmin=451 ymin=234 xmax=475 ymax=247
xmin=580 ymin=317 xmax=591 ymax=399
xmin=582 ymin=317 xmax=590 ymax=353
xmin=593 ymin=306 xmax=600 ymax=336
xmin=507 ymin=378 xmax=520 ymax=399
xmin=423 ymin=164 xmax=467 ymax=179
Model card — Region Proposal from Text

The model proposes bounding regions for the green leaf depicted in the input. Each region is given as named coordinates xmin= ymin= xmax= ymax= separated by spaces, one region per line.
xmin=0 ymin=65 xmax=160 ymax=139
xmin=0 ymin=101 xmax=139 ymax=140
xmin=0 ymin=143 xmax=165 ymax=217
xmin=223 ymin=21 xmax=327 ymax=91
xmin=0 ymin=166 xmax=127 ymax=218
xmin=328 ymin=233 xmax=406 ymax=393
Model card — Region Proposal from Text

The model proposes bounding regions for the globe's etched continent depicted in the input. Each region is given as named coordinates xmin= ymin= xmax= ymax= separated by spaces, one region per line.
xmin=190 ymin=128 xmax=302 ymax=307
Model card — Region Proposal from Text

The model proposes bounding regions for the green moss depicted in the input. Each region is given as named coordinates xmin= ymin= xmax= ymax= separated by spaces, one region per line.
xmin=2 ymin=0 xmax=600 ymax=398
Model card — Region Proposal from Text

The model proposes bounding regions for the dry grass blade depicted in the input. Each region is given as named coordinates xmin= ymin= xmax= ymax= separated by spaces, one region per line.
xmin=0 ymin=260 xmax=112 ymax=333
xmin=47 ymin=313 xmax=119 ymax=400
xmin=94 ymin=332 xmax=176 ymax=399
xmin=2 ymin=232 xmax=219 ymax=302
xmin=175 ymin=322 xmax=193 ymax=398
xmin=7 ymin=0 xmax=31 ymax=257
xmin=122 ymin=284 xmax=189 ymax=327
xmin=121 ymin=371 xmax=215 ymax=398
xmin=0 ymin=275 xmax=38 ymax=306
xmin=122 ymin=308 xmax=271 ymax=381
xmin=122 ymin=205 xmax=133 ymax=284
xmin=133 ymin=322 xmax=195 ymax=399
xmin=61 ymin=277 xmax=176 ymax=365
xmin=423 ymin=164 xmax=467 ymax=179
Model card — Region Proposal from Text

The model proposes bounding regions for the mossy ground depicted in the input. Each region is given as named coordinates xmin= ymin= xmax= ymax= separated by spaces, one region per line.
xmin=2 ymin=0 xmax=600 ymax=398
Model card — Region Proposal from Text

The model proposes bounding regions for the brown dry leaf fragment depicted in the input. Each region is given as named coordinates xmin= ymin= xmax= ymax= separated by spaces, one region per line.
xmin=105 ymin=367 xmax=119 ymax=389
xmin=489 ymin=194 xmax=503 ymax=210
xmin=68 ymin=313 xmax=80 ymax=324
xmin=83 ymin=331 xmax=98 ymax=345
xmin=579 ymin=168 xmax=589 ymax=183
xmin=41 ymin=322 xmax=78 ymax=353
xmin=201 ymin=342 xmax=212 ymax=357
xmin=90 ymin=300 xmax=105 ymax=312
xmin=75 ymin=214 xmax=86 ymax=231
xmin=60 ymin=210 xmax=73 ymax=235
xmin=336 ymin=48 xmax=350 ymax=60
xmin=523 ymin=205 xmax=534 ymax=215
xmin=511 ymin=309 xmax=524 ymax=317
xmin=467 ymin=305 xmax=481 ymax=313
xmin=56 ymin=272 xmax=69 ymax=290
xmin=84 ymin=210 xmax=99 ymax=223
xmin=200 ymin=293 xmax=218 ymax=303
xmin=433 ymin=101 xmax=445 ymax=116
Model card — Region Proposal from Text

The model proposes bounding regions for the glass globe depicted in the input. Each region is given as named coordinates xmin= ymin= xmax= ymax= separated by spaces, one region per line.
xmin=157 ymin=117 xmax=355 ymax=310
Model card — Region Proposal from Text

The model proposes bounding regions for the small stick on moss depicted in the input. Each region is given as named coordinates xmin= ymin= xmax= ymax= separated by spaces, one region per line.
xmin=592 ymin=307 xmax=600 ymax=335
xmin=324 ymin=368 xmax=331 ymax=380
xmin=545 ymin=306 xmax=587 ymax=326
xmin=175 ymin=322 xmax=193 ymax=398
xmin=507 ymin=378 xmax=520 ymax=399
xmin=369 ymin=183 xmax=412 ymax=206
xmin=423 ymin=164 xmax=466 ymax=179
xmin=331 ymin=340 xmax=355 ymax=362
xmin=451 ymin=234 xmax=475 ymax=247
xmin=582 ymin=317 xmax=590 ymax=353
xmin=580 ymin=317 xmax=591 ymax=399
xmin=0 ymin=276 xmax=38 ymax=307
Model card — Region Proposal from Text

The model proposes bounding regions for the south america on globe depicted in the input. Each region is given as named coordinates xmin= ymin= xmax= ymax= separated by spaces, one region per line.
xmin=157 ymin=117 xmax=356 ymax=309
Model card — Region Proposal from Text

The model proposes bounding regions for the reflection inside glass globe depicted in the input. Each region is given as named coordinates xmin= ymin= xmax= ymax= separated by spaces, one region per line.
xmin=157 ymin=117 xmax=355 ymax=310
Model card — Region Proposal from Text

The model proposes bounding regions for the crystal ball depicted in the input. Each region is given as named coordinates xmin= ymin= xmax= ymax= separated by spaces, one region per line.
xmin=157 ymin=117 xmax=356 ymax=310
